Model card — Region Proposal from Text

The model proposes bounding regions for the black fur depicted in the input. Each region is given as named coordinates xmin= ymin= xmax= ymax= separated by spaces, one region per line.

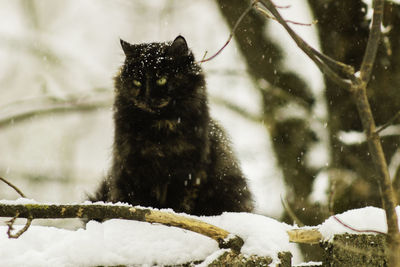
xmin=90 ymin=36 xmax=253 ymax=215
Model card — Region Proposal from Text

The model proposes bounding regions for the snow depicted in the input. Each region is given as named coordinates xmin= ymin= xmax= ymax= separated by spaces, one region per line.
xmin=338 ymin=130 xmax=366 ymax=144
xmin=0 ymin=198 xmax=38 ymax=205
xmin=389 ymin=149 xmax=400 ymax=180
xmin=203 ymin=212 xmax=295 ymax=261
xmin=296 ymin=262 xmax=322 ymax=266
xmin=319 ymin=206 xmax=400 ymax=241
xmin=196 ymin=249 xmax=229 ymax=267
xmin=308 ymin=171 xmax=329 ymax=205
xmin=0 ymin=198 xmax=135 ymax=207
xmin=1 ymin=201 xmax=399 ymax=266
xmin=338 ymin=125 xmax=400 ymax=146
xmin=0 ymin=219 xmax=217 ymax=267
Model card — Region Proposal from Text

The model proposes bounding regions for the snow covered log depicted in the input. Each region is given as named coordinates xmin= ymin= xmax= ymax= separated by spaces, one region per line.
xmin=0 ymin=200 xmax=296 ymax=266
xmin=0 ymin=201 xmax=243 ymax=252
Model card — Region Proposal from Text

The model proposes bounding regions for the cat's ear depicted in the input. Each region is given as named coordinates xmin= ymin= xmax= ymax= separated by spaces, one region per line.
xmin=120 ymin=39 xmax=135 ymax=56
xmin=168 ymin=35 xmax=189 ymax=57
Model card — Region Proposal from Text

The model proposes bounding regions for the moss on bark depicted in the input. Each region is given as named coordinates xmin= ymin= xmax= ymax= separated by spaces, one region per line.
xmin=322 ymin=234 xmax=387 ymax=266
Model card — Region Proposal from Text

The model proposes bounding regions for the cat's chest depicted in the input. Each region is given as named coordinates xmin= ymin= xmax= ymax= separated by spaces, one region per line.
xmin=122 ymin=118 xmax=202 ymax=158
xmin=151 ymin=118 xmax=182 ymax=132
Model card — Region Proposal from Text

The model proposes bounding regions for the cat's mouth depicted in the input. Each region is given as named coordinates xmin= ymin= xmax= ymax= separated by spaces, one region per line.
xmin=132 ymin=97 xmax=171 ymax=113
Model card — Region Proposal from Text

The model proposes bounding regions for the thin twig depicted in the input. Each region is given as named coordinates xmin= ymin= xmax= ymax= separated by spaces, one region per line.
xmin=6 ymin=212 xmax=33 ymax=239
xmin=375 ymin=110 xmax=400 ymax=134
xmin=200 ymin=51 xmax=208 ymax=65
xmin=255 ymin=5 xmax=315 ymax=26
xmin=256 ymin=0 xmax=354 ymax=88
xmin=393 ymin=165 xmax=400 ymax=197
xmin=274 ymin=4 xmax=291 ymax=9
xmin=211 ymin=96 xmax=262 ymax=122
xmin=359 ymin=0 xmax=384 ymax=84
xmin=1 ymin=177 xmax=33 ymax=238
xmin=281 ymin=197 xmax=304 ymax=227
xmin=0 ymin=99 xmax=111 ymax=128
xmin=307 ymin=45 xmax=355 ymax=80
xmin=333 ymin=215 xmax=386 ymax=235
xmin=198 ymin=1 xmax=256 ymax=63
xmin=328 ymin=181 xmax=336 ymax=216
xmin=0 ymin=177 xmax=26 ymax=198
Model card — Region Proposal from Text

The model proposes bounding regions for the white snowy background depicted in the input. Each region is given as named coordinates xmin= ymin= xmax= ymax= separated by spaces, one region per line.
xmin=0 ymin=0 xmax=389 ymax=266
xmin=0 ymin=198 xmax=399 ymax=266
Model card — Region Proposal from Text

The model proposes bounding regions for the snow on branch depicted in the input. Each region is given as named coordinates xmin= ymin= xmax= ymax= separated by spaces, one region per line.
xmin=0 ymin=201 xmax=244 ymax=252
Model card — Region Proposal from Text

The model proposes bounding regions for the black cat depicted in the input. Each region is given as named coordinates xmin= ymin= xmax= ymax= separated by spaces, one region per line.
xmin=90 ymin=36 xmax=253 ymax=215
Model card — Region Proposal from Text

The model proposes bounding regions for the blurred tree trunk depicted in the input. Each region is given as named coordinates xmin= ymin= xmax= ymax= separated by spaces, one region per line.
xmin=215 ymin=0 xmax=327 ymax=228
xmin=308 ymin=0 xmax=400 ymax=213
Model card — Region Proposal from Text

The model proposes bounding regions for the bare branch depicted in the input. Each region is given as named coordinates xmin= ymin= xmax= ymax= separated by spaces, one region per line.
xmin=0 ymin=92 xmax=112 ymax=128
xmin=328 ymin=180 xmax=336 ymax=216
xmin=0 ymin=177 xmax=26 ymax=198
xmin=211 ymin=96 xmax=262 ymax=122
xmin=255 ymin=4 xmax=316 ymax=26
xmin=376 ymin=110 xmax=400 ymax=134
xmin=393 ymin=164 xmax=400 ymax=198
xmin=333 ymin=215 xmax=386 ymax=235
xmin=274 ymin=4 xmax=291 ymax=9
xmin=359 ymin=0 xmax=384 ymax=84
xmin=198 ymin=1 xmax=256 ymax=63
xmin=6 ymin=212 xmax=33 ymax=239
xmin=256 ymin=0 xmax=354 ymax=89
xmin=280 ymin=197 xmax=304 ymax=227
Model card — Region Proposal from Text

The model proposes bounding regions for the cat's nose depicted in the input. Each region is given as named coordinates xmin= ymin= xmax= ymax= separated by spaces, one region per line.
xmin=145 ymin=78 xmax=151 ymax=99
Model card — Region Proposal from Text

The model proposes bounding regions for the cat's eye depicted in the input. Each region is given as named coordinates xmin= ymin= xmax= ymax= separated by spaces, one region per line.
xmin=133 ymin=80 xmax=142 ymax=87
xmin=156 ymin=77 xmax=167 ymax=86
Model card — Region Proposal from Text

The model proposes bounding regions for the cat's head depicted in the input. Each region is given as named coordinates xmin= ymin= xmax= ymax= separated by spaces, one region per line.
xmin=116 ymin=36 xmax=204 ymax=114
